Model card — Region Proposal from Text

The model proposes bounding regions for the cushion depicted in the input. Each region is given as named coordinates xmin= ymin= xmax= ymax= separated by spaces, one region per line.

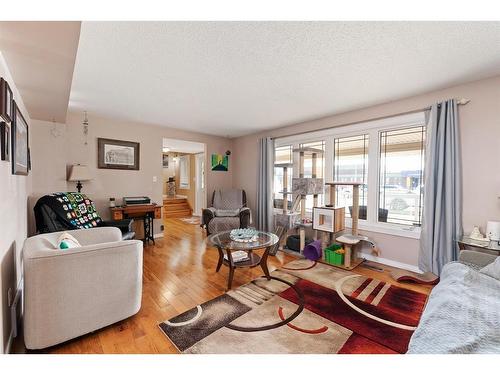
xmin=57 ymin=232 xmax=82 ymax=250
xmin=215 ymin=209 xmax=240 ymax=217
xmin=479 ymin=256 xmax=500 ymax=281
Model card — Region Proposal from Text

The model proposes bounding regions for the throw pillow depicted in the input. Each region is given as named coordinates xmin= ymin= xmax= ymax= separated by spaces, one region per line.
xmin=215 ymin=209 xmax=240 ymax=217
xmin=479 ymin=256 xmax=500 ymax=281
xmin=57 ymin=232 xmax=82 ymax=250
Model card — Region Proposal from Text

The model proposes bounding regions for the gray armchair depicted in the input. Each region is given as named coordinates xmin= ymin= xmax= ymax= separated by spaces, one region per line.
xmin=202 ymin=189 xmax=251 ymax=235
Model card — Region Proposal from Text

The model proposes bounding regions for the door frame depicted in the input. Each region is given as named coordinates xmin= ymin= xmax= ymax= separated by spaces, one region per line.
xmin=194 ymin=152 xmax=206 ymax=216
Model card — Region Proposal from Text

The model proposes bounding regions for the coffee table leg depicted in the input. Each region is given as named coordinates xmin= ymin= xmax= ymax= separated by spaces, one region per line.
xmin=216 ymin=246 xmax=224 ymax=272
xmin=226 ymin=249 xmax=235 ymax=290
xmin=260 ymin=246 xmax=271 ymax=280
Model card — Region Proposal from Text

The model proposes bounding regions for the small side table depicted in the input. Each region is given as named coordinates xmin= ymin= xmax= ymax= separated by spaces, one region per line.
xmin=457 ymin=236 xmax=500 ymax=256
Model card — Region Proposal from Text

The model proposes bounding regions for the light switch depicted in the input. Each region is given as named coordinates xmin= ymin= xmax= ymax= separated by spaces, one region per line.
xmin=153 ymin=176 xmax=158 ymax=183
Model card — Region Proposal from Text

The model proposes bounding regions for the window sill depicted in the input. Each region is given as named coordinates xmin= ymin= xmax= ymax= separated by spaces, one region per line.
xmin=345 ymin=219 xmax=421 ymax=240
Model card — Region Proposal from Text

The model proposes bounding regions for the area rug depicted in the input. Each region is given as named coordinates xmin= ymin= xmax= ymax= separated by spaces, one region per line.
xmin=179 ymin=216 xmax=201 ymax=225
xmin=159 ymin=259 xmax=428 ymax=354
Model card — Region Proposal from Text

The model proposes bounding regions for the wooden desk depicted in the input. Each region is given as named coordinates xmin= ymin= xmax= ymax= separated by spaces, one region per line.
xmin=111 ymin=204 xmax=162 ymax=244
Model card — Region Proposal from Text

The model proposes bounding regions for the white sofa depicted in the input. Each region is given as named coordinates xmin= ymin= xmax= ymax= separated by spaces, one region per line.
xmin=23 ymin=227 xmax=143 ymax=350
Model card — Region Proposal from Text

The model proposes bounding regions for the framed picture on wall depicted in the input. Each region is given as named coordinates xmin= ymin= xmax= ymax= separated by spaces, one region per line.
xmin=162 ymin=153 xmax=169 ymax=168
xmin=0 ymin=78 xmax=13 ymax=123
xmin=98 ymin=137 xmax=140 ymax=170
xmin=1 ymin=121 xmax=10 ymax=161
xmin=11 ymin=101 xmax=29 ymax=175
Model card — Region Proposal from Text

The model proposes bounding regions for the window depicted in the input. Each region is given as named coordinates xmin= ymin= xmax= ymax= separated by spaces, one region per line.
xmin=274 ymin=145 xmax=293 ymax=210
xmin=299 ymin=141 xmax=325 ymax=212
xmin=379 ymin=126 xmax=425 ymax=226
xmin=178 ymin=155 xmax=190 ymax=189
xmin=273 ymin=111 xmax=426 ymax=238
xmin=333 ymin=134 xmax=369 ymax=218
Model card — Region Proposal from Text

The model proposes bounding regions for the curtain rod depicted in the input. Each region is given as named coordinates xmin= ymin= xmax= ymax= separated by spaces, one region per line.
xmin=270 ymin=98 xmax=470 ymax=141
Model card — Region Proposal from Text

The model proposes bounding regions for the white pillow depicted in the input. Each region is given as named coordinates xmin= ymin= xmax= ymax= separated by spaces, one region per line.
xmin=57 ymin=232 xmax=82 ymax=250
xmin=479 ymin=257 xmax=500 ymax=281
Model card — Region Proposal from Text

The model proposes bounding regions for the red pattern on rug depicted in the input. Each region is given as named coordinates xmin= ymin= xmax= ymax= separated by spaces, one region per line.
xmin=277 ymin=306 xmax=329 ymax=334
xmin=351 ymin=278 xmax=373 ymax=298
xmin=279 ymin=278 xmax=427 ymax=353
xmin=364 ymin=281 xmax=386 ymax=304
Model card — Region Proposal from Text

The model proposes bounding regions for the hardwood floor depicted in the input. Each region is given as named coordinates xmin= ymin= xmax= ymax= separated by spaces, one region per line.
xmin=14 ymin=218 xmax=432 ymax=354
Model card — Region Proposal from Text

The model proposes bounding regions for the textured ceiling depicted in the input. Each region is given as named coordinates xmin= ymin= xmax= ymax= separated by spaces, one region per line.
xmin=0 ymin=21 xmax=81 ymax=122
xmin=70 ymin=22 xmax=500 ymax=138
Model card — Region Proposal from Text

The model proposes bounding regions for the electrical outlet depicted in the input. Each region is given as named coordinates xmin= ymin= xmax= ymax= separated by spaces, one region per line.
xmin=7 ymin=287 xmax=13 ymax=307
xmin=152 ymin=176 xmax=158 ymax=183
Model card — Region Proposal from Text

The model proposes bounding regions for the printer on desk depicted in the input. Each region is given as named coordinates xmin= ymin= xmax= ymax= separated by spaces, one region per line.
xmin=123 ymin=196 xmax=151 ymax=206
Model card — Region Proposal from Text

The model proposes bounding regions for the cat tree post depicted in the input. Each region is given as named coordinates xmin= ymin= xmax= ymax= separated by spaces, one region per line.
xmin=299 ymin=151 xmax=306 ymax=250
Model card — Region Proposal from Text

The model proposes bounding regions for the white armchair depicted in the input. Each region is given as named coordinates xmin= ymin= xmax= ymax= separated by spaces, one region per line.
xmin=23 ymin=227 xmax=143 ymax=350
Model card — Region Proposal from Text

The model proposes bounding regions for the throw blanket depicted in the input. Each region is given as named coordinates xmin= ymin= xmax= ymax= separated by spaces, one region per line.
xmin=407 ymin=262 xmax=500 ymax=353
xmin=37 ymin=192 xmax=102 ymax=230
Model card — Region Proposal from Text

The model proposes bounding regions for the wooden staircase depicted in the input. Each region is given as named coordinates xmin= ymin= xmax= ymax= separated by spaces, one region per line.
xmin=163 ymin=197 xmax=193 ymax=218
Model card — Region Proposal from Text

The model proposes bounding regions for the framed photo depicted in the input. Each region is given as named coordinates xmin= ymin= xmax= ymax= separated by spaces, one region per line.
xmin=0 ymin=78 xmax=13 ymax=123
xmin=98 ymin=137 xmax=140 ymax=170
xmin=162 ymin=153 xmax=169 ymax=168
xmin=11 ymin=101 xmax=29 ymax=175
xmin=1 ymin=121 xmax=10 ymax=161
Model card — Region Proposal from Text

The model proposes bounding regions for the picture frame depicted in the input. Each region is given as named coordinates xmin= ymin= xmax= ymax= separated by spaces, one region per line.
xmin=98 ymin=137 xmax=140 ymax=170
xmin=1 ymin=121 xmax=10 ymax=161
xmin=0 ymin=78 xmax=13 ymax=123
xmin=11 ymin=101 xmax=29 ymax=175
xmin=162 ymin=153 xmax=169 ymax=168
xmin=211 ymin=153 xmax=229 ymax=171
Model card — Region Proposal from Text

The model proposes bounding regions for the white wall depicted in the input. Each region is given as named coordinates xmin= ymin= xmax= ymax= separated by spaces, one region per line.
xmin=0 ymin=52 xmax=32 ymax=354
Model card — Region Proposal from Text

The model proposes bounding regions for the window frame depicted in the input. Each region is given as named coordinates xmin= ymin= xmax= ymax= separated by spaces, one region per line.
xmin=274 ymin=111 xmax=426 ymax=239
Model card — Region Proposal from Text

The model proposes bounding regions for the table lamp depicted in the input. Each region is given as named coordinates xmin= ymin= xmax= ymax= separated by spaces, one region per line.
xmin=68 ymin=164 xmax=92 ymax=193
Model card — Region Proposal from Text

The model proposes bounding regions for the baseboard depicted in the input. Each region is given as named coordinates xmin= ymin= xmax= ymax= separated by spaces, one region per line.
xmin=360 ymin=252 xmax=422 ymax=274
xmin=153 ymin=233 xmax=164 ymax=239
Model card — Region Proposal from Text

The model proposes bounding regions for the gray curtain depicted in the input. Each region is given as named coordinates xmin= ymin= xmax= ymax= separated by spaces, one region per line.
xmin=419 ymin=99 xmax=462 ymax=275
xmin=256 ymin=137 xmax=275 ymax=232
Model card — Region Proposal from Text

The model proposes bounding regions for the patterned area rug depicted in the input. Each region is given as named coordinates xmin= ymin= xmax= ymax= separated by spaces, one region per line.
xmin=159 ymin=259 xmax=428 ymax=354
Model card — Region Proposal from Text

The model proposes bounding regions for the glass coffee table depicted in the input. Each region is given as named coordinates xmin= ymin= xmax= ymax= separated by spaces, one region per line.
xmin=207 ymin=230 xmax=279 ymax=290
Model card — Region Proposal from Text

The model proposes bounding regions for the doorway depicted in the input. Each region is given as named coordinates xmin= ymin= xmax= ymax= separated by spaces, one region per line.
xmin=162 ymin=138 xmax=206 ymax=220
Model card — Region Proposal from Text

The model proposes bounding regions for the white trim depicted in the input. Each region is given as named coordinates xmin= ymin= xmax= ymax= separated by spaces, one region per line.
xmin=345 ymin=219 xmax=421 ymax=239
xmin=361 ymin=252 xmax=422 ymax=274
xmin=275 ymin=111 xmax=425 ymax=146
xmin=154 ymin=232 xmax=164 ymax=239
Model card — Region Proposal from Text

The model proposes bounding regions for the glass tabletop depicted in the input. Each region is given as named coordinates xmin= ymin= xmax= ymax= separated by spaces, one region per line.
xmin=208 ymin=230 xmax=279 ymax=251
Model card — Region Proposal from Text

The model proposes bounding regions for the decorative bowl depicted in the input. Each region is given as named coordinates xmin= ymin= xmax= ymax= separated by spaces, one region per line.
xmin=230 ymin=228 xmax=258 ymax=242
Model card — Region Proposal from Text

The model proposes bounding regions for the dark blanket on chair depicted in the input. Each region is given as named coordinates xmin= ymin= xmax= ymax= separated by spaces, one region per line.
xmin=35 ymin=192 xmax=103 ymax=230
